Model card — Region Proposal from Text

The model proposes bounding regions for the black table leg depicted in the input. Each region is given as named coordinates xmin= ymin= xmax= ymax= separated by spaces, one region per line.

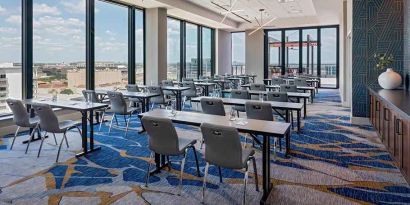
xmin=285 ymin=109 xmax=290 ymax=123
xmin=205 ymin=86 xmax=209 ymax=96
xmin=76 ymin=110 xmax=101 ymax=157
xmin=176 ymin=91 xmax=182 ymax=111
xmin=297 ymin=110 xmax=301 ymax=133
xmin=260 ymin=135 xmax=271 ymax=204
xmin=150 ymin=153 xmax=169 ymax=175
xmin=303 ymin=98 xmax=307 ymax=118
xmin=285 ymin=131 xmax=290 ymax=157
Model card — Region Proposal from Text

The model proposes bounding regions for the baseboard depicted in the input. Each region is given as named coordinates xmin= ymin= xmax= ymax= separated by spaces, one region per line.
xmin=351 ymin=117 xmax=370 ymax=125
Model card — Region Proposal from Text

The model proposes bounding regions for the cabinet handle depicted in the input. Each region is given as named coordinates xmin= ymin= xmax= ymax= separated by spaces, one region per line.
xmin=375 ymin=101 xmax=380 ymax=111
xmin=383 ymin=108 xmax=390 ymax=121
xmin=395 ymin=118 xmax=402 ymax=135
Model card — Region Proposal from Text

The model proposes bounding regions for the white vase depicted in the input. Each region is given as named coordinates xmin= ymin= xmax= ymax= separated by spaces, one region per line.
xmin=378 ymin=68 xmax=402 ymax=89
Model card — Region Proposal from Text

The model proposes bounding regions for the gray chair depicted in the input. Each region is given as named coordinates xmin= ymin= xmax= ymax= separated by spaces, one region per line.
xmin=6 ymin=99 xmax=45 ymax=151
xmin=181 ymin=81 xmax=198 ymax=108
xmin=148 ymin=86 xmax=170 ymax=109
xmin=126 ymin=84 xmax=143 ymax=107
xmin=280 ymin=84 xmax=297 ymax=92
xmin=294 ymin=78 xmax=308 ymax=87
xmin=182 ymin=78 xmax=194 ymax=82
xmin=102 ymin=91 xmax=139 ymax=137
xmin=245 ymin=101 xmax=273 ymax=121
xmin=32 ymin=103 xmax=81 ymax=162
xmin=82 ymin=90 xmax=107 ymax=122
xmin=141 ymin=116 xmax=200 ymax=194
xmin=230 ymin=89 xmax=249 ymax=116
xmin=267 ymin=92 xmax=293 ymax=121
xmin=200 ymin=98 xmax=225 ymax=116
xmin=200 ymin=123 xmax=259 ymax=204
xmin=162 ymin=80 xmax=175 ymax=97
xmin=271 ymin=78 xmax=285 ymax=85
xmin=249 ymin=83 xmax=266 ymax=91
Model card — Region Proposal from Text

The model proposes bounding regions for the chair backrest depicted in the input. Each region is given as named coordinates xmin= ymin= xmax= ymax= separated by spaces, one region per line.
xmin=280 ymin=84 xmax=297 ymax=92
xmin=82 ymin=90 xmax=100 ymax=103
xmin=126 ymin=84 xmax=139 ymax=92
xmin=271 ymin=78 xmax=285 ymax=85
xmin=141 ymin=116 xmax=180 ymax=155
xmin=182 ymin=81 xmax=196 ymax=91
xmin=107 ymin=91 xmax=127 ymax=114
xmin=250 ymin=83 xmax=266 ymax=91
xmin=200 ymin=98 xmax=225 ymax=116
xmin=182 ymin=78 xmax=194 ymax=82
xmin=200 ymin=123 xmax=243 ymax=169
xmin=230 ymin=89 xmax=249 ymax=99
xmin=245 ymin=101 xmax=273 ymax=121
xmin=31 ymin=103 xmax=61 ymax=133
xmin=148 ymin=86 xmax=165 ymax=104
xmin=267 ymin=92 xmax=288 ymax=102
xmin=294 ymin=78 xmax=307 ymax=86
xmin=162 ymin=80 xmax=174 ymax=87
xmin=6 ymin=99 xmax=30 ymax=127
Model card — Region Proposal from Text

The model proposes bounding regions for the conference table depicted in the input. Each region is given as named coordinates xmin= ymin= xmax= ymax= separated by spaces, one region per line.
xmin=94 ymin=90 xmax=160 ymax=112
xmin=24 ymin=99 xmax=109 ymax=157
xmin=221 ymin=89 xmax=310 ymax=118
xmin=241 ymin=84 xmax=316 ymax=102
xmin=191 ymin=96 xmax=304 ymax=132
xmin=137 ymin=86 xmax=190 ymax=111
xmin=138 ymin=109 xmax=291 ymax=204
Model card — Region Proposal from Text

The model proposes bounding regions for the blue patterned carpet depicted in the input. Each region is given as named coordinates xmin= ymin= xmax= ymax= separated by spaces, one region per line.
xmin=0 ymin=89 xmax=409 ymax=204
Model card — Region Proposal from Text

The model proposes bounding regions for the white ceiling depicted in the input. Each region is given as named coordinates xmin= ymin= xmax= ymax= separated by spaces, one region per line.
xmin=116 ymin=0 xmax=341 ymax=31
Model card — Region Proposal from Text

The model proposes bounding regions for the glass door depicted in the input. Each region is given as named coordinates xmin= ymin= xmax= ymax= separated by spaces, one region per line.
xmin=320 ymin=28 xmax=338 ymax=88
xmin=267 ymin=31 xmax=282 ymax=78
xmin=302 ymin=29 xmax=318 ymax=76
xmin=285 ymin=30 xmax=300 ymax=76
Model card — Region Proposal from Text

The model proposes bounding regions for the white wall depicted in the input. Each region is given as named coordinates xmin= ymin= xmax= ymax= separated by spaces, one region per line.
xmin=342 ymin=0 xmax=353 ymax=108
xmin=145 ymin=8 xmax=168 ymax=84
xmin=216 ymin=29 xmax=232 ymax=75
xmin=245 ymin=30 xmax=264 ymax=84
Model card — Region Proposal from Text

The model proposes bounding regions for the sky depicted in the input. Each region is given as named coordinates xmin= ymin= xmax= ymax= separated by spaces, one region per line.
xmin=0 ymin=0 xmax=144 ymax=64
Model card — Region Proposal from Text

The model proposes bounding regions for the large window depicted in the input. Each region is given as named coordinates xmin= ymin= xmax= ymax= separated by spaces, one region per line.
xmin=135 ymin=9 xmax=144 ymax=84
xmin=185 ymin=23 xmax=198 ymax=79
xmin=231 ymin=32 xmax=245 ymax=75
xmin=267 ymin=31 xmax=282 ymax=77
xmin=0 ymin=0 xmax=22 ymax=115
xmin=167 ymin=18 xmax=180 ymax=80
xmin=33 ymin=0 xmax=85 ymax=100
xmin=201 ymin=27 xmax=212 ymax=77
xmin=265 ymin=25 xmax=339 ymax=88
xmin=95 ymin=1 xmax=128 ymax=89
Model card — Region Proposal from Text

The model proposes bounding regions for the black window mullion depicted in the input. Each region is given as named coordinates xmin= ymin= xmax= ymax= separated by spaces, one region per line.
xmin=128 ymin=8 xmax=136 ymax=84
xmin=198 ymin=26 xmax=202 ymax=79
xmin=317 ymin=28 xmax=321 ymax=85
xmin=22 ymin=0 xmax=33 ymax=99
xmin=299 ymin=29 xmax=303 ymax=74
xmin=211 ymin=28 xmax=216 ymax=76
xmin=142 ymin=9 xmax=146 ymax=84
xmin=86 ymin=0 xmax=95 ymax=90
xmin=180 ymin=21 xmax=185 ymax=80
xmin=281 ymin=30 xmax=286 ymax=76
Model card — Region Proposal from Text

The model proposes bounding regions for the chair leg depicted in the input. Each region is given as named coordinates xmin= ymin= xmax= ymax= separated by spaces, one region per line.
xmin=202 ymin=162 xmax=210 ymax=203
xmin=251 ymin=157 xmax=259 ymax=192
xmin=49 ymin=132 xmax=56 ymax=145
xmin=63 ymin=132 xmax=69 ymax=148
xmin=37 ymin=133 xmax=46 ymax=158
xmin=145 ymin=152 xmax=154 ymax=187
xmin=56 ymin=132 xmax=66 ymax=163
xmin=99 ymin=111 xmax=105 ymax=131
xmin=108 ymin=114 xmax=115 ymax=135
xmin=25 ymin=125 xmax=38 ymax=154
xmin=218 ymin=166 xmax=223 ymax=183
xmin=114 ymin=115 xmax=119 ymax=126
xmin=243 ymin=161 xmax=250 ymax=205
xmin=179 ymin=150 xmax=188 ymax=195
xmin=10 ymin=126 xmax=20 ymax=150
xmin=191 ymin=146 xmax=201 ymax=177
xmin=125 ymin=114 xmax=131 ymax=137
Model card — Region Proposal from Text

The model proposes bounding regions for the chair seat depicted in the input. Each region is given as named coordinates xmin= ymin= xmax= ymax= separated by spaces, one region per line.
xmin=241 ymin=148 xmax=255 ymax=168
xmin=178 ymin=138 xmax=197 ymax=153
xmin=59 ymin=120 xmax=79 ymax=131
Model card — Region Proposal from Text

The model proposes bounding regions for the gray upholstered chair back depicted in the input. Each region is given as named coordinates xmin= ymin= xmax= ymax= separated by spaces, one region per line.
xmin=267 ymin=92 xmax=288 ymax=102
xmin=181 ymin=81 xmax=196 ymax=96
xmin=162 ymin=80 xmax=174 ymax=87
xmin=250 ymin=83 xmax=266 ymax=91
xmin=182 ymin=78 xmax=194 ymax=82
xmin=82 ymin=90 xmax=100 ymax=103
xmin=148 ymin=86 xmax=165 ymax=104
xmin=230 ymin=89 xmax=249 ymax=99
xmin=126 ymin=84 xmax=139 ymax=92
xmin=141 ymin=116 xmax=180 ymax=155
xmin=280 ymin=84 xmax=297 ymax=92
xmin=200 ymin=98 xmax=225 ymax=116
xmin=6 ymin=99 xmax=30 ymax=127
xmin=272 ymin=78 xmax=285 ymax=85
xmin=294 ymin=78 xmax=308 ymax=86
xmin=32 ymin=103 xmax=61 ymax=133
xmin=107 ymin=91 xmax=127 ymax=114
xmin=245 ymin=101 xmax=273 ymax=121
xmin=200 ymin=123 xmax=243 ymax=169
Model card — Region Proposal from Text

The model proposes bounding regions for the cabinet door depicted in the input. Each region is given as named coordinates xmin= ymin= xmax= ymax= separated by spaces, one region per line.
xmin=389 ymin=111 xmax=396 ymax=153
xmin=375 ymin=99 xmax=381 ymax=132
xmin=382 ymin=106 xmax=391 ymax=146
xmin=400 ymin=119 xmax=409 ymax=175
xmin=393 ymin=115 xmax=403 ymax=167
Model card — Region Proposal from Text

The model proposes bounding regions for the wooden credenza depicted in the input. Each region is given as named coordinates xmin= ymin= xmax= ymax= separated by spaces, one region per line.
xmin=369 ymin=87 xmax=410 ymax=182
